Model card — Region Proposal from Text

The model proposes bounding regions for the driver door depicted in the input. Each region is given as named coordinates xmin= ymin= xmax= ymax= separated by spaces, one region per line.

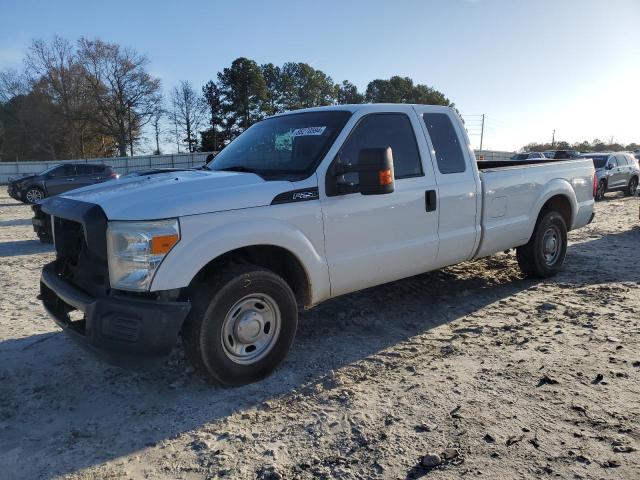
xmin=320 ymin=109 xmax=440 ymax=297
xmin=44 ymin=164 xmax=77 ymax=195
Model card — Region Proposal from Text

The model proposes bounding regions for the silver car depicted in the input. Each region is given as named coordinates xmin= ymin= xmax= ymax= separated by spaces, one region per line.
xmin=581 ymin=152 xmax=640 ymax=200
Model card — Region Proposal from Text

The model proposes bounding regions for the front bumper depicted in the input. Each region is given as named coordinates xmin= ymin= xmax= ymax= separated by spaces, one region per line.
xmin=7 ymin=184 xmax=22 ymax=201
xmin=40 ymin=262 xmax=190 ymax=358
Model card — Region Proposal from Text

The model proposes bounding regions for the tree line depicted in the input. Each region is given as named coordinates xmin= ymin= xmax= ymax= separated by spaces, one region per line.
xmin=0 ymin=37 xmax=454 ymax=161
xmin=0 ymin=37 xmax=162 ymax=160
xmin=522 ymin=139 xmax=639 ymax=153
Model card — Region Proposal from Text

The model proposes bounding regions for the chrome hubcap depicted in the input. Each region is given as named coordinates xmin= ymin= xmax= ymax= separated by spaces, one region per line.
xmin=26 ymin=189 xmax=43 ymax=203
xmin=221 ymin=294 xmax=281 ymax=365
xmin=542 ymin=226 xmax=561 ymax=265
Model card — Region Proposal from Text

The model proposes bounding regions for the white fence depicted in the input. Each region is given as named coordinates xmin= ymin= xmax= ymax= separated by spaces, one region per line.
xmin=1 ymin=149 xmax=515 ymax=185
xmin=0 ymin=152 xmax=214 ymax=184
xmin=474 ymin=150 xmax=514 ymax=162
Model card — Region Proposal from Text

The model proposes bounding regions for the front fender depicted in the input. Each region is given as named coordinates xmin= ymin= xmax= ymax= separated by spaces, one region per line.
xmin=150 ymin=213 xmax=330 ymax=305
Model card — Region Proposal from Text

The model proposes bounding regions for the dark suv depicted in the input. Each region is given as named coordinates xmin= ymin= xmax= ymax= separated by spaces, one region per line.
xmin=7 ymin=163 xmax=118 ymax=204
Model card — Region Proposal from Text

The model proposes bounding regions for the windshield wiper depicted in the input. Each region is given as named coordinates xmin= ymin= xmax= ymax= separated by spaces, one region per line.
xmin=215 ymin=166 xmax=262 ymax=175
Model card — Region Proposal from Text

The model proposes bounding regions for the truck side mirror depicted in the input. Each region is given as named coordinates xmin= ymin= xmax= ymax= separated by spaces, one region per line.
xmin=606 ymin=163 xmax=613 ymax=170
xmin=356 ymin=147 xmax=395 ymax=195
xmin=330 ymin=147 xmax=395 ymax=196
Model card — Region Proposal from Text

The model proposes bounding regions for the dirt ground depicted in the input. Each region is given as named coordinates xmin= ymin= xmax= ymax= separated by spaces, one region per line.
xmin=0 ymin=189 xmax=639 ymax=480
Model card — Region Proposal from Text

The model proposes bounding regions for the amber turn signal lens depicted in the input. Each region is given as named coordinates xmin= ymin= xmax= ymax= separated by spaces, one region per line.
xmin=378 ymin=169 xmax=393 ymax=186
xmin=150 ymin=234 xmax=179 ymax=255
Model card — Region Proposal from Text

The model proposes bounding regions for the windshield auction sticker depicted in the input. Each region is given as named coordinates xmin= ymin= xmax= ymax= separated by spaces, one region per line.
xmin=291 ymin=126 xmax=326 ymax=137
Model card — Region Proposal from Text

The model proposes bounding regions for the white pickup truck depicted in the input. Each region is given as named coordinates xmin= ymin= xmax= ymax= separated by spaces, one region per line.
xmin=39 ymin=104 xmax=596 ymax=385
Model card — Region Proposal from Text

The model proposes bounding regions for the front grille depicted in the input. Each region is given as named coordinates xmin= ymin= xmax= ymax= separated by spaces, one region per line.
xmin=53 ymin=217 xmax=84 ymax=265
xmin=42 ymin=198 xmax=110 ymax=298
xmin=52 ymin=215 xmax=110 ymax=298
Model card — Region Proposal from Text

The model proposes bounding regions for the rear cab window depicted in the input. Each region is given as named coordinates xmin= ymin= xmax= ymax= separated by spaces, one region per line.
xmin=422 ymin=113 xmax=466 ymax=174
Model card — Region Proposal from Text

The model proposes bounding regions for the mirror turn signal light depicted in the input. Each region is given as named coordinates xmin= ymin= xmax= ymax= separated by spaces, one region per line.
xmin=150 ymin=233 xmax=179 ymax=255
xmin=378 ymin=169 xmax=393 ymax=186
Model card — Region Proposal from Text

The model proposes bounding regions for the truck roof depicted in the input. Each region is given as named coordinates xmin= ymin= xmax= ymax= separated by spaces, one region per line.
xmin=272 ymin=103 xmax=456 ymax=116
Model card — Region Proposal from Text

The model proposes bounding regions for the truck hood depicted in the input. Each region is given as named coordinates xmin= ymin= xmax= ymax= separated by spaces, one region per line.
xmin=9 ymin=174 xmax=36 ymax=185
xmin=59 ymin=170 xmax=294 ymax=220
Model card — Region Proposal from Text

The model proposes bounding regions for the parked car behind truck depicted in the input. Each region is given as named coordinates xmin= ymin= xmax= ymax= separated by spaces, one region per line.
xmin=8 ymin=163 xmax=118 ymax=204
xmin=580 ymin=152 xmax=639 ymax=200
xmin=510 ymin=152 xmax=545 ymax=160
xmin=38 ymin=104 xmax=596 ymax=386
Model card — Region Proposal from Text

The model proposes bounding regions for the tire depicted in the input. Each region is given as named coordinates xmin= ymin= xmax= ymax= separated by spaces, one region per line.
xmin=182 ymin=264 xmax=298 ymax=386
xmin=625 ymin=177 xmax=638 ymax=197
xmin=516 ymin=210 xmax=567 ymax=278
xmin=595 ymin=180 xmax=606 ymax=201
xmin=24 ymin=187 xmax=45 ymax=204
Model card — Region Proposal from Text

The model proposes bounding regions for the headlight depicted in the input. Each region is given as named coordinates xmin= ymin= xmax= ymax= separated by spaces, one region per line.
xmin=106 ymin=219 xmax=180 ymax=291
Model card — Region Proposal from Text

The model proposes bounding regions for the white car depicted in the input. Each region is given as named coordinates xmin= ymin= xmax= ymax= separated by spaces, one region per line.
xmin=39 ymin=104 xmax=596 ymax=386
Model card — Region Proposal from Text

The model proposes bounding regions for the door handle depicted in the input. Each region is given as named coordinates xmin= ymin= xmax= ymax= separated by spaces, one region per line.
xmin=425 ymin=190 xmax=437 ymax=212
xmin=67 ymin=178 xmax=75 ymax=181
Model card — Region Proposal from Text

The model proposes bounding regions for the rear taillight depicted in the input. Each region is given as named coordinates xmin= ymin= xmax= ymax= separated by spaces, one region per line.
xmin=592 ymin=174 xmax=597 ymax=198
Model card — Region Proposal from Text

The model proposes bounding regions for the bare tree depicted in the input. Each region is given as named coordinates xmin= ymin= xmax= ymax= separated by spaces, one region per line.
xmin=77 ymin=38 xmax=162 ymax=157
xmin=171 ymin=80 xmax=206 ymax=153
xmin=24 ymin=37 xmax=93 ymax=157
xmin=0 ymin=69 xmax=29 ymax=102
xmin=150 ymin=103 xmax=167 ymax=155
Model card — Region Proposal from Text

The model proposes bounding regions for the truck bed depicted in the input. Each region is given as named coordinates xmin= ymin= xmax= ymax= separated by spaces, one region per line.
xmin=477 ymin=158 xmax=569 ymax=170
xmin=473 ymin=158 xmax=595 ymax=259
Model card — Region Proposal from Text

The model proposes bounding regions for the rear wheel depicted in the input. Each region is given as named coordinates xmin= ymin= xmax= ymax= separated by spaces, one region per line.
xmin=182 ymin=264 xmax=298 ymax=386
xmin=24 ymin=187 xmax=44 ymax=204
xmin=516 ymin=210 xmax=567 ymax=278
xmin=625 ymin=177 xmax=638 ymax=197
xmin=595 ymin=180 xmax=606 ymax=201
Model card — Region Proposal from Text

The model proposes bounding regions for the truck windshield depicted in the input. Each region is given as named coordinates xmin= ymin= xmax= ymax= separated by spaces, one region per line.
xmin=209 ymin=111 xmax=351 ymax=179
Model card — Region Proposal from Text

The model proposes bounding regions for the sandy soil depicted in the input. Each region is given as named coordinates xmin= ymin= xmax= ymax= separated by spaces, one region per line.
xmin=0 ymin=189 xmax=639 ymax=480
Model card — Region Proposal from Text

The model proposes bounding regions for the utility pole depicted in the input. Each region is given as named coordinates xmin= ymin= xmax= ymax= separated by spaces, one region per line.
xmin=479 ymin=114 xmax=485 ymax=151
xmin=551 ymin=129 xmax=556 ymax=148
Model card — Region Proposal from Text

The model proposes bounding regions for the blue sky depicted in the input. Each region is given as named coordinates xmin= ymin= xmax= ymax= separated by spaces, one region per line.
xmin=1 ymin=0 xmax=638 ymax=151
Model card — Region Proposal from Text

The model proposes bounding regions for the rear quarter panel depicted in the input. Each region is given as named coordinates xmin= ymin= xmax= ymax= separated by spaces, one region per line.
xmin=475 ymin=159 xmax=594 ymax=258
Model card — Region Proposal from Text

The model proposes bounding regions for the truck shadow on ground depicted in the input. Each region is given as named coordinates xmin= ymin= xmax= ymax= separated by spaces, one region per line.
xmin=0 ymin=218 xmax=33 ymax=227
xmin=0 ymin=229 xmax=638 ymax=479
xmin=0 ymin=239 xmax=53 ymax=257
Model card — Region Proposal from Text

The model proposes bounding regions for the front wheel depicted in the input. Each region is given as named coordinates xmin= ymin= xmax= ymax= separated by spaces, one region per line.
xmin=24 ymin=187 xmax=45 ymax=204
xmin=516 ymin=210 xmax=567 ymax=278
xmin=182 ymin=264 xmax=298 ymax=386
xmin=625 ymin=177 xmax=638 ymax=197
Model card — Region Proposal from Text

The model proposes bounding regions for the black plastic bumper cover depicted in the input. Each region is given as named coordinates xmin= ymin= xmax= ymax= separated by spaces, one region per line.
xmin=41 ymin=262 xmax=190 ymax=357
xmin=7 ymin=184 xmax=21 ymax=201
